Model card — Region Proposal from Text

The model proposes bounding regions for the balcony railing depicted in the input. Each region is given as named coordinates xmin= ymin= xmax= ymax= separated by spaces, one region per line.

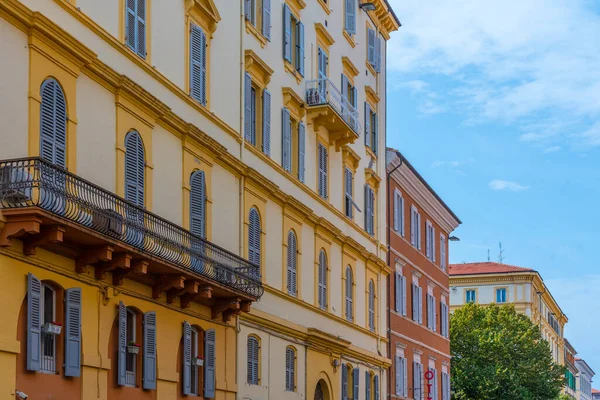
xmin=305 ymin=78 xmax=361 ymax=135
xmin=0 ymin=157 xmax=263 ymax=299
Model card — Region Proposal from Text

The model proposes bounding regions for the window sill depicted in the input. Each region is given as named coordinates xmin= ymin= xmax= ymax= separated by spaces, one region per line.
xmin=245 ymin=20 xmax=268 ymax=48
xmin=317 ymin=0 xmax=331 ymax=14
xmin=365 ymin=146 xmax=378 ymax=160
xmin=366 ymin=61 xmax=377 ymax=77
xmin=284 ymin=60 xmax=303 ymax=84
xmin=343 ymin=30 xmax=356 ymax=48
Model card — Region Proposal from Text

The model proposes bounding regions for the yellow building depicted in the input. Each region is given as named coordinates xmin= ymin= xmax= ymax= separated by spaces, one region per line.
xmin=0 ymin=0 xmax=399 ymax=399
xmin=449 ymin=262 xmax=568 ymax=366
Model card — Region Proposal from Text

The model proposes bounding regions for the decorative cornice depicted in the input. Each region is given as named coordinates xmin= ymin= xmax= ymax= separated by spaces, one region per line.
xmin=342 ymin=56 xmax=360 ymax=78
xmin=282 ymin=86 xmax=306 ymax=120
xmin=365 ymin=85 xmax=380 ymax=105
xmin=342 ymin=145 xmax=361 ymax=170
xmin=245 ymin=49 xmax=274 ymax=88
xmin=364 ymin=0 xmax=401 ymax=40
xmin=315 ymin=22 xmax=335 ymax=47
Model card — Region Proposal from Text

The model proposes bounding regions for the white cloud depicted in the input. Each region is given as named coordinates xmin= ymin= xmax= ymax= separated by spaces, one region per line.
xmin=489 ymin=180 xmax=530 ymax=192
xmin=577 ymin=122 xmax=600 ymax=147
xmin=543 ymin=146 xmax=561 ymax=153
xmin=432 ymin=160 xmax=463 ymax=168
xmin=386 ymin=0 xmax=600 ymax=146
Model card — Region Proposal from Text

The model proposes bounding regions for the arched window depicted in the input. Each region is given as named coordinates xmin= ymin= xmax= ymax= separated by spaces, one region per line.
xmin=182 ymin=322 xmax=204 ymax=396
xmin=248 ymin=208 xmax=261 ymax=266
xmin=190 ymin=170 xmax=206 ymax=239
xmin=247 ymin=336 xmax=260 ymax=385
xmin=317 ymin=249 xmax=327 ymax=309
xmin=345 ymin=266 xmax=353 ymax=321
xmin=287 ymin=230 xmax=298 ymax=296
xmin=124 ymin=131 xmax=145 ymax=207
xmin=368 ymin=279 xmax=375 ymax=332
xmin=285 ymin=346 xmax=296 ymax=392
xmin=40 ymin=78 xmax=67 ymax=167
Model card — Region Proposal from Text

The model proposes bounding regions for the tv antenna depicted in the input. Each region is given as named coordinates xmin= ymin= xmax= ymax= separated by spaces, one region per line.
xmin=487 ymin=249 xmax=491 ymax=262
xmin=498 ymin=242 xmax=504 ymax=263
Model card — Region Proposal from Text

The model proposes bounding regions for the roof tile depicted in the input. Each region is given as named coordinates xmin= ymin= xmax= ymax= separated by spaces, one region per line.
xmin=449 ymin=262 xmax=534 ymax=276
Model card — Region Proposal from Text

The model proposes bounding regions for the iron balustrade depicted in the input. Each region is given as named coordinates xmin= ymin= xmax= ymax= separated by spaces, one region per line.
xmin=0 ymin=157 xmax=263 ymax=298
xmin=305 ymin=78 xmax=361 ymax=135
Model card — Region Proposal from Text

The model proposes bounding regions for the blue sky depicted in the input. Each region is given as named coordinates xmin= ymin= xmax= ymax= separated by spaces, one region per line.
xmin=386 ymin=0 xmax=600 ymax=376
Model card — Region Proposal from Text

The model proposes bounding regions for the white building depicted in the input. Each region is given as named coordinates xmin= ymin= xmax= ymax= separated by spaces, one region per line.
xmin=576 ymin=358 xmax=595 ymax=400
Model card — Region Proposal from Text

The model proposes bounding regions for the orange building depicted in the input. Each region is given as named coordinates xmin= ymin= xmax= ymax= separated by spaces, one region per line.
xmin=386 ymin=149 xmax=461 ymax=400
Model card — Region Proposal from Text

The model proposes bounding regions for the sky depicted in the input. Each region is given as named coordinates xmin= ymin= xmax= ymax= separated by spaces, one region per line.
xmin=385 ymin=0 xmax=600 ymax=376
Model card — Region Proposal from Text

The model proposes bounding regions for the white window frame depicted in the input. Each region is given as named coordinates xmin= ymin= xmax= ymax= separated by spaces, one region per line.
xmin=40 ymin=284 xmax=56 ymax=374
xmin=466 ymin=289 xmax=476 ymax=303
xmin=496 ymin=288 xmax=507 ymax=303
xmin=440 ymin=234 xmax=447 ymax=270
xmin=393 ymin=189 xmax=404 ymax=236
xmin=411 ymin=206 xmax=421 ymax=250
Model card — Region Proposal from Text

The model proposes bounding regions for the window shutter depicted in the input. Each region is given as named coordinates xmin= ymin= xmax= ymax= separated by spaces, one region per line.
xmin=298 ymin=121 xmax=305 ymax=182
xmin=318 ymin=250 xmax=327 ymax=309
xmin=282 ymin=107 xmax=291 ymax=172
xmin=183 ymin=321 xmax=192 ymax=394
xmin=353 ymin=368 xmax=359 ymax=400
xmin=412 ymin=284 xmax=417 ymax=321
xmin=403 ymin=358 xmax=408 ymax=397
xmin=125 ymin=0 xmax=136 ymax=51
xmin=364 ymin=185 xmax=370 ymax=233
xmin=263 ymin=89 xmax=271 ymax=156
xmin=244 ymin=73 xmax=252 ymax=141
xmin=283 ymin=4 xmax=292 ymax=62
xmin=369 ymin=187 xmax=375 ymax=235
xmin=417 ymin=213 xmax=422 ymax=250
xmin=374 ymin=35 xmax=381 ymax=72
xmin=263 ymin=0 xmax=271 ymax=40
xmin=248 ymin=208 xmax=261 ymax=266
xmin=395 ymin=356 xmax=401 ymax=395
xmin=297 ymin=21 xmax=304 ymax=75
xmin=372 ymin=112 xmax=378 ymax=155
xmin=395 ymin=272 xmax=401 ymax=312
xmin=413 ymin=362 xmax=419 ymax=399
xmin=342 ymin=364 xmax=348 ymax=400
xmin=410 ymin=209 xmax=415 ymax=245
xmin=365 ymin=371 xmax=371 ymax=400
xmin=26 ymin=273 xmax=42 ymax=372
xmin=441 ymin=235 xmax=446 ymax=270
xmin=40 ymin=79 xmax=67 ymax=168
xmin=190 ymin=170 xmax=206 ymax=239
xmin=247 ymin=337 xmax=258 ymax=384
xmin=368 ymin=28 xmax=375 ymax=66
xmin=418 ymin=287 xmax=423 ymax=324
xmin=345 ymin=0 xmax=356 ymax=35
xmin=318 ymin=144 xmax=326 ymax=197
xmin=341 ymin=74 xmax=348 ymax=102
xmin=287 ymin=231 xmax=297 ymax=296
xmin=402 ymin=276 xmax=407 ymax=316
xmin=393 ymin=192 xmax=399 ymax=231
xmin=368 ymin=281 xmax=375 ymax=331
xmin=190 ymin=24 xmax=207 ymax=106
xmin=143 ymin=311 xmax=157 ymax=390
xmin=400 ymin=197 xmax=405 ymax=236
xmin=374 ymin=374 xmax=380 ymax=400
xmin=285 ymin=348 xmax=295 ymax=390
xmin=125 ymin=131 xmax=145 ymax=208
xmin=117 ymin=301 xmax=127 ymax=385
xmin=426 ymin=224 xmax=431 ymax=259
xmin=364 ymin=102 xmax=371 ymax=147
xmin=64 ymin=287 xmax=82 ymax=377
xmin=433 ymin=296 xmax=437 ymax=331
xmin=442 ymin=372 xmax=448 ymax=400
xmin=432 ymin=227 xmax=436 ymax=262
xmin=244 ymin=0 xmax=251 ymax=20
xmin=345 ymin=168 xmax=353 ymax=218
xmin=204 ymin=329 xmax=216 ymax=398
xmin=345 ymin=267 xmax=353 ymax=321
xmin=135 ymin=0 xmax=146 ymax=58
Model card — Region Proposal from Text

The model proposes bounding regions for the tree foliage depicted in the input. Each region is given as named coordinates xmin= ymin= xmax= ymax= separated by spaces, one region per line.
xmin=450 ymin=303 xmax=566 ymax=400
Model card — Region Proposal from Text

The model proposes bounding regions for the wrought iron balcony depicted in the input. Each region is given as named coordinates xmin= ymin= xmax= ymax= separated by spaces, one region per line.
xmin=305 ymin=78 xmax=361 ymax=149
xmin=0 ymin=157 xmax=263 ymax=312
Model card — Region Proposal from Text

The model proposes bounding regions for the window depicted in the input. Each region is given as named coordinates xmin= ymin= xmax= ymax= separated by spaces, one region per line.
xmin=395 ymin=356 xmax=408 ymax=396
xmin=412 ymin=283 xmax=423 ymax=324
xmin=342 ymin=74 xmax=358 ymax=127
xmin=283 ymin=5 xmax=304 ymax=76
xmin=40 ymin=78 xmax=67 ymax=168
xmin=364 ymin=185 xmax=375 ymax=235
xmin=344 ymin=168 xmax=354 ymax=218
xmin=245 ymin=74 xmax=271 ymax=155
xmin=394 ymin=272 xmax=407 ymax=316
xmin=182 ymin=323 xmax=203 ymax=396
xmin=342 ymin=364 xmax=359 ymax=400
xmin=124 ymin=309 xmax=137 ymax=386
xmin=393 ymin=190 xmax=404 ymax=235
xmin=190 ymin=23 xmax=207 ymax=106
xmin=442 ymin=371 xmax=451 ymax=400
xmin=440 ymin=234 xmax=447 ymax=270
xmin=285 ymin=347 xmax=296 ymax=391
xmin=410 ymin=206 xmax=421 ymax=249
xmin=318 ymin=47 xmax=328 ymax=80
xmin=496 ymin=288 xmax=507 ymax=303
xmin=282 ymin=108 xmax=305 ymax=180
xmin=318 ymin=143 xmax=328 ymax=198
xmin=427 ymin=293 xmax=436 ymax=332
xmin=429 ymin=368 xmax=439 ymax=400
xmin=465 ymin=289 xmax=476 ymax=303
xmin=426 ymin=221 xmax=436 ymax=262
xmin=247 ymin=336 xmax=260 ymax=385
xmin=40 ymin=284 xmax=56 ymax=373
xmin=368 ymin=280 xmax=375 ymax=332
xmin=364 ymin=103 xmax=378 ymax=155
xmin=367 ymin=28 xmax=382 ymax=72
xmin=190 ymin=170 xmax=206 ymax=239
xmin=248 ymin=208 xmax=261 ymax=267
xmin=345 ymin=266 xmax=353 ymax=321
xmin=344 ymin=0 xmax=356 ymax=35
xmin=286 ymin=230 xmax=298 ymax=296
xmin=244 ymin=0 xmax=271 ymax=39
xmin=125 ymin=0 xmax=146 ymax=58
xmin=318 ymin=250 xmax=328 ymax=309
xmin=124 ymin=131 xmax=145 ymax=207
xmin=413 ymin=362 xmax=424 ymax=400
xmin=365 ymin=372 xmax=379 ymax=400
xmin=440 ymin=301 xmax=449 ymax=338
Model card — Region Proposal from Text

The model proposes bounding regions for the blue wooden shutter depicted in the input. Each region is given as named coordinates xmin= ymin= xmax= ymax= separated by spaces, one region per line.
xmin=283 ymin=4 xmax=292 ymax=62
xmin=263 ymin=89 xmax=271 ymax=155
xmin=143 ymin=311 xmax=157 ymax=390
xmin=287 ymin=231 xmax=297 ymax=296
xmin=365 ymin=371 xmax=371 ymax=400
xmin=117 ymin=301 xmax=127 ymax=385
xmin=40 ymin=79 xmax=67 ymax=167
xmin=247 ymin=336 xmax=259 ymax=384
xmin=369 ymin=281 xmax=375 ymax=330
xmin=64 ymin=287 xmax=82 ymax=377
xmin=244 ymin=73 xmax=253 ymax=141
xmin=190 ymin=24 xmax=207 ymax=106
xmin=204 ymin=329 xmax=216 ymax=398
xmin=395 ymin=357 xmax=401 ymax=395
xmin=345 ymin=0 xmax=356 ymax=34
xmin=375 ymin=374 xmax=379 ymax=400
xmin=125 ymin=131 xmax=145 ymax=207
xmin=368 ymin=28 xmax=375 ymax=66
xmin=364 ymin=185 xmax=370 ymax=233
xmin=282 ymin=107 xmax=291 ymax=172
xmin=297 ymin=21 xmax=304 ymax=75
xmin=285 ymin=347 xmax=295 ymax=390
xmin=263 ymin=0 xmax=271 ymax=40
xmin=345 ymin=168 xmax=353 ymax=218
xmin=364 ymin=103 xmax=371 ymax=147
xmin=318 ymin=144 xmax=328 ymax=198
xmin=402 ymin=275 xmax=407 ymax=316
xmin=125 ymin=0 xmax=136 ymax=51
xmin=183 ymin=321 xmax=192 ymax=395
xmin=370 ymin=187 xmax=375 ymax=235
xmin=395 ymin=272 xmax=401 ymax=312
xmin=345 ymin=267 xmax=353 ymax=320
xmin=190 ymin=170 xmax=206 ymax=238
xmin=318 ymin=250 xmax=327 ymax=309
xmin=342 ymin=364 xmax=348 ymax=400
xmin=298 ymin=121 xmax=305 ymax=182
xmin=27 ymin=273 xmax=42 ymax=372
xmin=353 ymin=368 xmax=359 ymax=400
xmin=375 ymin=36 xmax=381 ymax=72
xmin=372 ymin=112 xmax=378 ymax=155
xmin=244 ymin=0 xmax=251 ymax=20
xmin=136 ymin=0 xmax=146 ymax=58
xmin=248 ymin=208 xmax=261 ymax=266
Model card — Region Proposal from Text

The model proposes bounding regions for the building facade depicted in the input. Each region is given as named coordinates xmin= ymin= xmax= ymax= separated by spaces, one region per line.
xmin=576 ymin=358 xmax=595 ymax=400
xmin=449 ymin=262 xmax=568 ymax=366
xmin=592 ymin=388 xmax=600 ymax=399
xmin=565 ymin=339 xmax=579 ymax=399
xmin=0 ymin=0 xmax=399 ymax=399
xmin=386 ymin=149 xmax=461 ymax=400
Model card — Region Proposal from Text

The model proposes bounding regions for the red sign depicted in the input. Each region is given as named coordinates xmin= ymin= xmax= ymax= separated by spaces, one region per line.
xmin=424 ymin=370 xmax=434 ymax=400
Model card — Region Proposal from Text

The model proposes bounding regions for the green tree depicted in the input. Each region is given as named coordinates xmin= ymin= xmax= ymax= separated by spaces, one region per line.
xmin=450 ymin=303 xmax=566 ymax=400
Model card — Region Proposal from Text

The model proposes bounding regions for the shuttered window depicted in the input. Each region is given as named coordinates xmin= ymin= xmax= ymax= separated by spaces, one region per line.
xmin=285 ymin=347 xmax=296 ymax=391
xmin=442 ymin=371 xmax=450 ymax=400
xmin=440 ymin=302 xmax=449 ymax=338
xmin=296 ymin=21 xmax=304 ymax=75
xmin=367 ymin=28 xmax=382 ymax=72
xmin=247 ymin=336 xmax=260 ymax=385
xmin=395 ymin=356 xmax=408 ymax=396
xmin=411 ymin=207 xmax=421 ymax=250
xmin=263 ymin=89 xmax=271 ymax=155
xmin=244 ymin=73 xmax=253 ymax=143
xmin=40 ymin=78 xmax=67 ymax=167
xmin=364 ymin=185 xmax=375 ymax=236
xmin=393 ymin=190 xmax=404 ymax=235
xmin=282 ymin=107 xmax=292 ymax=172
xmin=353 ymin=368 xmax=359 ymax=400
xmin=318 ymin=250 xmax=328 ymax=309
xmin=298 ymin=121 xmax=305 ymax=181
xmin=427 ymin=293 xmax=436 ymax=331
xmin=65 ymin=288 xmax=82 ymax=377
xmin=125 ymin=0 xmax=146 ymax=58
xmin=26 ymin=273 xmax=42 ymax=372
xmin=345 ymin=168 xmax=354 ymax=218
xmin=413 ymin=362 xmax=423 ymax=400
xmin=263 ymin=0 xmax=271 ymax=40
xmin=286 ymin=230 xmax=298 ymax=296
xmin=368 ymin=280 xmax=375 ymax=332
xmin=248 ymin=208 xmax=261 ymax=266
xmin=190 ymin=23 xmax=207 ymax=106
xmin=124 ymin=131 xmax=145 ymax=207
xmin=318 ymin=143 xmax=328 ymax=198
xmin=204 ymin=329 xmax=216 ymax=398
xmin=364 ymin=103 xmax=371 ymax=148
xmin=190 ymin=170 xmax=206 ymax=239
xmin=342 ymin=364 xmax=348 ymax=400
xmin=345 ymin=266 xmax=353 ymax=322
xmin=440 ymin=234 xmax=447 ymax=270
xmin=143 ymin=311 xmax=157 ymax=389
xmin=365 ymin=371 xmax=371 ymax=400
xmin=345 ymin=0 xmax=355 ymax=35
xmin=182 ymin=322 xmax=193 ymax=395
xmin=426 ymin=221 xmax=436 ymax=261
xmin=283 ymin=4 xmax=292 ymax=62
